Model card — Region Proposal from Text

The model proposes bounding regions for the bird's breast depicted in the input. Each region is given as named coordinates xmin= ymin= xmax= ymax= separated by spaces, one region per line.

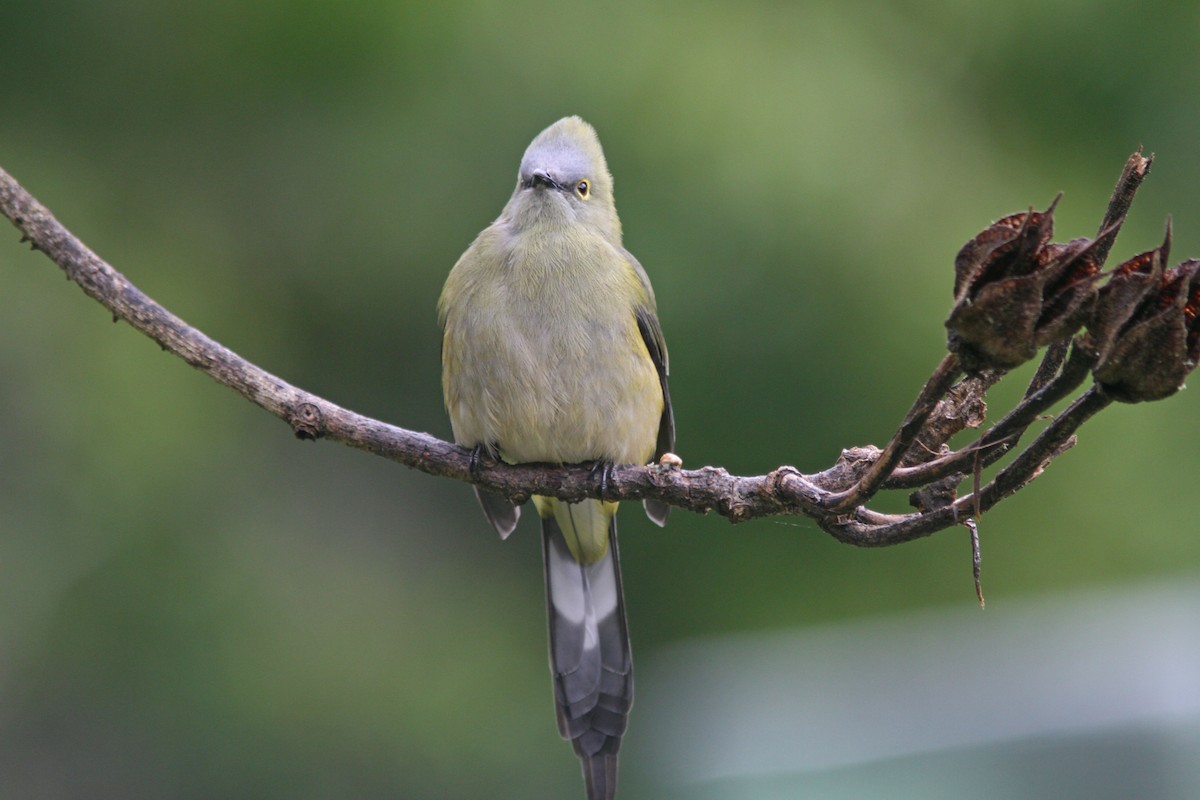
xmin=443 ymin=234 xmax=661 ymax=466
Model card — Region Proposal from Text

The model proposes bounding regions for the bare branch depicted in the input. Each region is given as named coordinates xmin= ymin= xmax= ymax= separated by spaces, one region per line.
xmin=0 ymin=163 xmax=828 ymax=521
xmin=0 ymin=150 xmax=1188 ymax=548
xmin=885 ymin=341 xmax=1093 ymax=489
xmin=1092 ymin=148 xmax=1153 ymax=265
xmin=822 ymin=354 xmax=963 ymax=513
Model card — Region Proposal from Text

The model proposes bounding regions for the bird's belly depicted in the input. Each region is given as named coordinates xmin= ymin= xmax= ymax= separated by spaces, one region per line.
xmin=448 ymin=314 xmax=661 ymax=467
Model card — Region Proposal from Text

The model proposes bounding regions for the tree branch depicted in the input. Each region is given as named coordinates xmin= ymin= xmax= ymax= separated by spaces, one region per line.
xmin=0 ymin=150 xmax=1188 ymax=549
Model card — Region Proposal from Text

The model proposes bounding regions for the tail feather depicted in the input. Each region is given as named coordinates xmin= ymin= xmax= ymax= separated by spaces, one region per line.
xmin=582 ymin=753 xmax=619 ymax=800
xmin=473 ymin=485 xmax=520 ymax=539
xmin=542 ymin=507 xmax=632 ymax=800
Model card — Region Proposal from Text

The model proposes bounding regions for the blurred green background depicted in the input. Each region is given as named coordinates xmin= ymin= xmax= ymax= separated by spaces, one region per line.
xmin=2 ymin=1 xmax=1199 ymax=798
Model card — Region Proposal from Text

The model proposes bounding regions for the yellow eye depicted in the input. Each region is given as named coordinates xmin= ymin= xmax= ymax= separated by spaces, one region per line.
xmin=576 ymin=180 xmax=590 ymax=198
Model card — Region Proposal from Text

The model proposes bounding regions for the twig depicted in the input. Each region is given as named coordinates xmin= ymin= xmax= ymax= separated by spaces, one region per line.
xmin=822 ymin=354 xmax=963 ymax=513
xmin=885 ymin=342 xmax=1094 ymax=489
xmin=966 ymin=517 xmax=984 ymax=609
xmin=827 ymin=387 xmax=1109 ymax=547
xmin=1092 ymin=149 xmax=1153 ymax=265
xmin=0 ymin=151 xmax=1174 ymax=552
xmin=0 ymin=164 xmax=829 ymax=522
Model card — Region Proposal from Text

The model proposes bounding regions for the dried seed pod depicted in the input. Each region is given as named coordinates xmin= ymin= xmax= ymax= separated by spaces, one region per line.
xmin=1082 ymin=223 xmax=1171 ymax=367
xmin=1034 ymin=237 xmax=1103 ymax=347
xmin=947 ymin=201 xmax=1065 ymax=370
xmin=1093 ymin=257 xmax=1199 ymax=403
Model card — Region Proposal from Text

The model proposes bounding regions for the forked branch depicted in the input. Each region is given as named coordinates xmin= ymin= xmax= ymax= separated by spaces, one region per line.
xmin=1 ymin=149 xmax=1193 ymax=551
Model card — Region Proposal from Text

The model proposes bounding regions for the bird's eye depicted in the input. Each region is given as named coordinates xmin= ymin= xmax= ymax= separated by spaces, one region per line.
xmin=576 ymin=180 xmax=590 ymax=198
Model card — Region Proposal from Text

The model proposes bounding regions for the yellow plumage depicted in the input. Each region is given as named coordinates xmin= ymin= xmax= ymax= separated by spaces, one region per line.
xmin=438 ymin=116 xmax=674 ymax=800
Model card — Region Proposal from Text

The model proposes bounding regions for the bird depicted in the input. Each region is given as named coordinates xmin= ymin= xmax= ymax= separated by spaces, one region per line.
xmin=438 ymin=116 xmax=674 ymax=800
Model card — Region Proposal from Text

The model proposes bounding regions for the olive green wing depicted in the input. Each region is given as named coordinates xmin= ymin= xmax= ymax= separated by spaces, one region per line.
xmin=624 ymin=249 xmax=675 ymax=527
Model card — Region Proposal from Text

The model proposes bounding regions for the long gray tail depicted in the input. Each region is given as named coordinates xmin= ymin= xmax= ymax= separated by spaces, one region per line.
xmin=541 ymin=513 xmax=633 ymax=800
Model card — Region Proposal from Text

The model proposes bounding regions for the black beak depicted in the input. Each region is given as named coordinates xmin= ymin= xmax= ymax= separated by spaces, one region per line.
xmin=522 ymin=171 xmax=564 ymax=192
